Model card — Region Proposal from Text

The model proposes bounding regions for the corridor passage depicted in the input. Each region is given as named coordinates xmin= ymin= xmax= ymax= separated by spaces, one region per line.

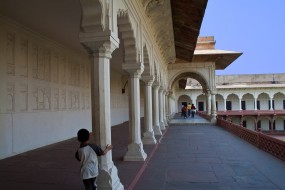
xmin=134 ymin=115 xmax=285 ymax=190
xmin=1 ymin=115 xmax=285 ymax=190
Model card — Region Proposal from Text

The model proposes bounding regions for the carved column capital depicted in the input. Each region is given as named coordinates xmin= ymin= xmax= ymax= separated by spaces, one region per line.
xmin=80 ymin=33 xmax=119 ymax=58
xmin=211 ymin=90 xmax=217 ymax=95
xmin=141 ymin=75 xmax=155 ymax=86
xmin=167 ymin=90 xmax=173 ymax=96
xmin=122 ymin=63 xmax=144 ymax=78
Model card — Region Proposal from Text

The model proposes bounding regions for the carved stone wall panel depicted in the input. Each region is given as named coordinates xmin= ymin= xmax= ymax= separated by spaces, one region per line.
xmin=67 ymin=60 xmax=80 ymax=87
xmin=31 ymin=44 xmax=44 ymax=80
xmin=53 ymin=88 xmax=59 ymax=110
xmin=60 ymin=89 xmax=66 ymax=110
xmin=81 ymin=92 xmax=85 ymax=109
xmin=68 ymin=59 xmax=73 ymax=86
xmin=6 ymin=82 xmax=15 ymax=112
xmin=80 ymin=63 xmax=85 ymax=88
xmin=31 ymin=86 xmax=51 ymax=111
xmin=69 ymin=90 xmax=80 ymax=110
xmin=75 ymin=62 xmax=80 ymax=87
xmin=18 ymin=83 xmax=28 ymax=112
xmin=52 ymin=52 xmax=59 ymax=83
xmin=44 ymin=49 xmax=51 ymax=82
xmin=60 ymin=54 xmax=67 ymax=84
xmin=31 ymin=86 xmax=38 ymax=110
xmin=38 ymin=88 xmax=45 ymax=110
xmin=76 ymin=91 xmax=80 ymax=109
xmin=86 ymin=93 xmax=90 ymax=109
xmin=17 ymin=37 xmax=28 ymax=77
xmin=37 ymin=47 xmax=45 ymax=80
xmin=1 ymin=19 xmax=91 ymax=115
xmin=44 ymin=87 xmax=51 ymax=110
xmin=31 ymin=44 xmax=38 ymax=79
xmin=86 ymin=62 xmax=90 ymax=88
xmin=6 ymin=32 xmax=15 ymax=76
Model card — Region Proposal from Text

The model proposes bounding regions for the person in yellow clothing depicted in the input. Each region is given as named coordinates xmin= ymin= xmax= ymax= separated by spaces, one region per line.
xmin=187 ymin=103 xmax=191 ymax=117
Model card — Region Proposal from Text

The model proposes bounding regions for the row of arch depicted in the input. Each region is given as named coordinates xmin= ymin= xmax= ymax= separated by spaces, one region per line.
xmin=178 ymin=91 xmax=285 ymax=111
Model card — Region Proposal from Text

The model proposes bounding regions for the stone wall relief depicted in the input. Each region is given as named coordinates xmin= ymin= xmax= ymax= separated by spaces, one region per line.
xmin=60 ymin=54 xmax=67 ymax=84
xmin=6 ymin=32 xmax=15 ymax=76
xmin=86 ymin=93 xmax=90 ymax=109
xmin=31 ymin=44 xmax=51 ymax=81
xmin=86 ymin=62 xmax=90 ymax=88
xmin=68 ymin=59 xmax=80 ymax=87
xmin=81 ymin=92 xmax=85 ymax=109
xmin=53 ymin=88 xmax=59 ymax=110
xmin=31 ymin=86 xmax=51 ymax=111
xmin=18 ymin=38 xmax=28 ymax=77
xmin=52 ymin=52 xmax=59 ymax=83
xmin=18 ymin=84 xmax=28 ymax=112
xmin=6 ymin=82 xmax=15 ymax=112
xmin=2 ymin=21 xmax=92 ymax=114
xmin=44 ymin=49 xmax=51 ymax=81
xmin=60 ymin=89 xmax=66 ymax=110
xmin=69 ymin=90 xmax=80 ymax=110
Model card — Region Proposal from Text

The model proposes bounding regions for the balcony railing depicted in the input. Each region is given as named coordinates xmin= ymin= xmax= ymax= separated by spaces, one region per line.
xmin=217 ymin=118 xmax=285 ymax=162
xmin=217 ymin=110 xmax=285 ymax=116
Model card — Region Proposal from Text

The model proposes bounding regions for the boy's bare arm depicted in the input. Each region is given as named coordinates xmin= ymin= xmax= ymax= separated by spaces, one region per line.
xmin=103 ymin=144 xmax=113 ymax=155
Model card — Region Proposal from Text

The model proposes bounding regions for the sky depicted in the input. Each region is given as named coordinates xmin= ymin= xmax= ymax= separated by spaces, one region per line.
xmin=199 ymin=0 xmax=285 ymax=75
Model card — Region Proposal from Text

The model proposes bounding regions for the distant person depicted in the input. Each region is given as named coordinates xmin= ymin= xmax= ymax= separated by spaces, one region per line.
xmin=75 ymin=128 xmax=113 ymax=190
xmin=190 ymin=104 xmax=196 ymax=118
xmin=182 ymin=105 xmax=188 ymax=119
xmin=187 ymin=103 xmax=191 ymax=117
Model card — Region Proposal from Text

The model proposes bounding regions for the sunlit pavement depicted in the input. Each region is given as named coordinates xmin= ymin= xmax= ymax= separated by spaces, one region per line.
xmin=169 ymin=113 xmax=210 ymax=125
xmin=134 ymin=114 xmax=285 ymax=190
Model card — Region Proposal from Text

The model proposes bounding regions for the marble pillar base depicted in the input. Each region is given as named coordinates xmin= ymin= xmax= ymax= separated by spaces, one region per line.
xmin=124 ymin=142 xmax=147 ymax=161
xmin=96 ymin=164 xmax=124 ymax=190
xmin=160 ymin=121 xmax=166 ymax=130
xmin=142 ymin=131 xmax=157 ymax=144
xmin=210 ymin=115 xmax=217 ymax=124
xmin=164 ymin=119 xmax=168 ymax=127
xmin=153 ymin=124 xmax=162 ymax=135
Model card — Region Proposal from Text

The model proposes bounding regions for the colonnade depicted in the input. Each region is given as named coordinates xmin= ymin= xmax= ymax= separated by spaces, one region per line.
xmin=80 ymin=36 xmax=173 ymax=189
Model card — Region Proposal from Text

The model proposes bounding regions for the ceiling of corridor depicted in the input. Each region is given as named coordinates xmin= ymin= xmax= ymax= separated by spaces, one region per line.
xmin=0 ymin=0 xmax=208 ymax=64
xmin=171 ymin=0 xmax=208 ymax=62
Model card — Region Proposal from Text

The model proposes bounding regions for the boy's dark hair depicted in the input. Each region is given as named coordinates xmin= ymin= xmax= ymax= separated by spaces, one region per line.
xmin=77 ymin=129 xmax=90 ymax=142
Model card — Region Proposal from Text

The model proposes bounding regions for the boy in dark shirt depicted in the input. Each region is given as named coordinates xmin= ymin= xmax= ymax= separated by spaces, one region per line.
xmin=75 ymin=128 xmax=112 ymax=190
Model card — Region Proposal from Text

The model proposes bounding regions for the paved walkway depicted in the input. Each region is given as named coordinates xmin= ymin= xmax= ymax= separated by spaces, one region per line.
xmin=134 ymin=115 xmax=285 ymax=190
xmin=1 ymin=114 xmax=285 ymax=190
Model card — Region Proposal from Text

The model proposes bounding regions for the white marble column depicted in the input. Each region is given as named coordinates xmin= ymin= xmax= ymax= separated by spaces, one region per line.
xmin=141 ymin=76 xmax=157 ymax=144
xmin=211 ymin=92 xmax=217 ymax=117
xmin=163 ymin=90 xmax=168 ymax=127
xmin=254 ymin=98 xmax=257 ymax=110
xmin=269 ymin=97 xmax=273 ymax=110
xmin=239 ymin=98 xmax=242 ymax=110
xmin=206 ymin=91 xmax=211 ymax=115
xmin=82 ymin=40 xmax=123 ymax=189
xmin=167 ymin=91 xmax=173 ymax=119
xmin=192 ymin=97 xmax=197 ymax=107
xmin=224 ymin=98 xmax=227 ymax=111
xmin=122 ymin=63 xmax=147 ymax=161
xmin=159 ymin=87 xmax=166 ymax=130
xmin=152 ymin=82 xmax=162 ymax=135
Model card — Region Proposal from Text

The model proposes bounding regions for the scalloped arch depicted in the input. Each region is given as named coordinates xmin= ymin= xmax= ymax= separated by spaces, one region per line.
xmin=117 ymin=10 xmax=138 ymax=64
xmin=80 ymin=0 xmax=105 ymax=32
xmin=142 ymin=44 xmax=152 ymax=76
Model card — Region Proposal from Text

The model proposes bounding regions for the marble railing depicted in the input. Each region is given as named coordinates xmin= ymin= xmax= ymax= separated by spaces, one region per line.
xmin=217 ymin=118 xmax=285 ymax=162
